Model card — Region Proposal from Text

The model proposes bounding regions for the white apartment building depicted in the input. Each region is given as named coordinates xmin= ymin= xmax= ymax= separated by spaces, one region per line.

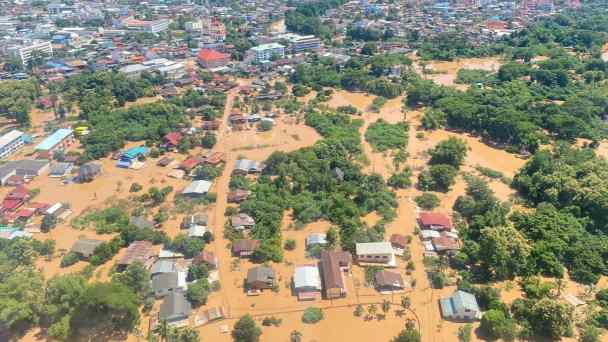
xmin=249 ymin=43 xmax=285 ymax=63
xmin=0 ymin=130 xmax=25 ymax=160
xmin=144 ymin=19 xmax=170 ymax=34
xmin=8 ymin=41 xmax=53 ymax=66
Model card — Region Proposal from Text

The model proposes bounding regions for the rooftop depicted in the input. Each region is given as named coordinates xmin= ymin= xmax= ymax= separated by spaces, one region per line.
xmin=355 ymin=242 xmax=393 ymax=255
xmin=35 ymin=128 xmax=73 ymax=151
xmin=0 ymin=130 xmax=24 ymax=149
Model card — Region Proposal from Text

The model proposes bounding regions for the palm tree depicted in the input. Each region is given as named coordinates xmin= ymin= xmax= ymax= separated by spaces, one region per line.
xmin=154 ymin=319 xmax=170 ymax=342
xmin=290 ymin=330 xmax=303 ymax=342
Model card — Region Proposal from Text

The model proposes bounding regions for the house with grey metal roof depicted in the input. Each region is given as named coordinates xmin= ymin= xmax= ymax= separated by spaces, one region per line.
xmin=70 ymin=238 xmax=103 ymax=259
xmin=152 ymin=271 xmax=187 ymax=298
xmin=181 ymin=180 xmax=212 ymax=196
xmin=293 ymin=265 xmax=322 ymax=300
xmin=233 ymin=159 xmax=264 ymax=175
xmin=159 ymin=290 xmax=191 ymax=326
xmin=231 ymin=213 xmax=255 ymax=230
xmin=48 ymin=162 xmax=73 ymax=178
xmin=440 ymin=290 xmax=481 ymax=321
xmin=151 ymin=259 xmax=181 ymax=275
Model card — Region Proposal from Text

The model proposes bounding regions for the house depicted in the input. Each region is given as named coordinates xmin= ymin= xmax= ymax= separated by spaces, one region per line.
xmin=375 ymin=270 xmax=406 ymax=293
xmin=293 ymin=265 xmax=322 ymax=301
xmin=157 ymin=156 xmax=174 ymax=167
xmin=130 ymin=216 xmax=155 ymax=229
xmin=227 ymin=189 xmax=250 ymax=203
xmin=198 ymin=48 xmax=231 ymax=69
xmin=163 ymin=132 xmax=183 ymax=149
xmin=0 ymin=164 xmax=17 ymax=186
xmin=192 ymin=250 xmax=218 ymax=269
xmin=232 ymin=239 xmax=260 ymax=257
xmin=432 ymin=235 xmax=461 ymax=254
xmin=201 ymin=120 xmax=221 ymax=131
xmin=390 ymin=234 xmax=407 ymax=254
xmin=418 ymin=212 xmax=452 ymax=231
xmin=45 ymin=202 xmax=66 ymax=218
xmin=420 ymin=230 xmax=441 ymax=241
xmin=0 ymin=226 xmax=32 ymax=240
xmin=440 ymin=290 xmax=482 ymax=321
xmin=231 ymin=213 xmax=255 ymax=230
xmin=4 ymin=160 xmax=51 ymax=178
xmin=246 ymin=266 xmax=275 ymax=291
xmin=151 ymin=259 xmax=183 ymax=276
xmin=117 ymin=146 xmax=149 ymax=168
xmin=35 ymin=128 xmax=74 ymax=154
xmin=159 ymin=291 xmax=192 ymax=326
xmin=181 ymin=213 xmax=208 ymax=230
xmin=320 ymin=250 xmax=351 ymax=299
xmin=179 ymin=157 xmax=203 ymax=173
xmin=70 ymin=238 xmax=103 ymax=259
xmin=1 ymin=186 xmax=30 ymax=213
xmin=117 ymin=241 xmax=155 ymax=270
xmin=306 ymin=233 xmax=327 ymax=249
xmin=152 ymin=272 xmax=187 ymax=297
xmin=48 ymin=162 xmax=73 ymax=178
xmin=233 ymin=159 xmax=264 ymax=175
xmin=356 ymin=242 xmax=397 ymax=267
xmin=203 ymin=152 xmax=226 ymax=166
xmin=77 ymin=162 xmax=101 ymax=182
xmin=182 ymin=180 xmax=212 ymax=197
xmin=0 ymin=130 xmax=25 ymax=160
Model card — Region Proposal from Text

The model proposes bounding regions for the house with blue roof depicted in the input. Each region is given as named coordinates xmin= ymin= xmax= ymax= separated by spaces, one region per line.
xmin=117 ymin=146 xmax=149 ymax=168
xmin=440 ymin=290 xmax=482 ymax=321
xmin=35 ymin=128 xmax=74 ymax=154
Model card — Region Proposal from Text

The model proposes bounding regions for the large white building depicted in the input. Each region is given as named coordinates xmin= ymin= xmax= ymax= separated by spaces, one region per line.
xmin=249 ymin=43 xmax=285 ymax=63
xmin=144 ymin=19 xmax=170 ymax=34
xmin=8 ymin=41 xmax=53 ymax=66
xmin=0 ymin=130 xmax=25 ymax=160
xmin=355 ymin=242 xmax=397 ymax=267
xmin=278 ymin=33 xmax=321 ymax=54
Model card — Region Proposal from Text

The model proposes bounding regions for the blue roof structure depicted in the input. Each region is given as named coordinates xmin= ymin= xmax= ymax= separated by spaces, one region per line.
xmin=35 ymin=128 xmax=73 ymax=151
xmin=121 ymin=146 xmax=149 ymax=160
xmin=440 ymin=290 xmax=480 ymax=319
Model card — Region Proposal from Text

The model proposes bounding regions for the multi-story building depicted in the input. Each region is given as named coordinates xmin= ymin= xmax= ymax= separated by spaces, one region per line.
xmin=202 ymin=17 xmax=226 ymax=42
xmin=278 ymin=33 xmax=321 ymax=54
xmin=249 ymin=43 xmax=285 ymax=63
xmin=0 ymin=130 xmax=25 ymax=160
xmin=185 ymin=20 xmax=202 ymax=32
xmin=144 ymin=19 xmax=171 ymax=34
xmin=8 ymin=41 xmax=53 ymax=66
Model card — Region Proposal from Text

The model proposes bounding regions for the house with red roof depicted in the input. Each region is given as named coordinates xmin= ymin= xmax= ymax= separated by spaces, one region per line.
xmin=179 ymin=156 xmax=203 ymax=173
xmin=163 ymin=132 xmax=183 ymax=149
xmin=417 ymin=212 xmax=452 ymax=231
xmin=197 ymin=48 xmax=230 ymax=69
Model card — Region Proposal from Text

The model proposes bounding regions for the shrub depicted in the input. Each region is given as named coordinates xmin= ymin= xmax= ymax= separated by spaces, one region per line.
xmin=388 ymin=168 xmax=413 ymax=189
xmin=415 ymin=192 xmax=440 ymax=210
xmin=284 ymin=239 xmax=296 ymax=251
xmin=201 ymin=132 xmax=217 ymax=149
xmin=262 ymin=316 xmax=282 ymax=327
xmin=60 ymin=251 xmax=80 ymax=267
xmin=129 ymin=183 xmax=143 ymax=192
xmin=302 ymin=307 xmax=324 ymax=324
xmin=365 ymin=119 xmax=408 ymax=152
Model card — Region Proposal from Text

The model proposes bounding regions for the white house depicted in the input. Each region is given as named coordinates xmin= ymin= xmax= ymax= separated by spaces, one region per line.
xmin=355 ymin=242 xmax=397 ymax=267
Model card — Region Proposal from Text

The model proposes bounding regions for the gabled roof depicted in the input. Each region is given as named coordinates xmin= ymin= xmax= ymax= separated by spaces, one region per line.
xmin=293 ymin=265 xmax=322 ymax=290
xmin=440 ymin=290 xmax=480 ymax=317
xmin=160 ymin=291 xmax=191 ymax=321
xmin=35 ymin=128 xmax=73 ymax=151
xmin=390 ymin=234 xmax=407 ymax=248
xmin=246 ymin=266 xmax=275 ymax=284
xmin=320 ymin=250 xmax=350 ymax=290
xmin=418 ymin=212 xmax=452 ymax=229
xmin=198 ymin=48 xmax=230 ymax=62
xmin=231 ymin=213 xmax=255 ymax=227
xmin=71 ymin=238 xmax=103 ymax=257
xmin=182 ymin=180 xmax=212 ymax=195
xmin=164 ymin=132 xmax=183 ymax=146
xmin=375 ymin=270 xmax=405 ymax=288
xmin=232 ymin=239 xmax=260 ymax=253
xmin=118 ymin=241 xmax=154 ymax=266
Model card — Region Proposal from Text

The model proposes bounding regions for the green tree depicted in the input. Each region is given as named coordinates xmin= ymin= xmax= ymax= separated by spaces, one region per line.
xmin=428 ymin=137 xmax=468 ymax=168
xmin=71 ymin=282 xmax=140 ymax=333
xmin=392 ymin=325 xmax=421 ymax=342
xmin=458 ymin=324 xmax=472 ymax=342
xmin=478 ymin=226 xmax=531 ymax=280
xmin=112 ymin=262 xmax=151 ymax=298
xmin=480 ymin=309 xmax=517 ymax=341
xmin=232 ymin=314 xmax=261 ymax=342
xmin=186 ymin=279 xmax=209 ymax=307
xmin=418 ymin=164 xmax=458 ymax=192
xmin=414 ymin=192 xmax=440 ymax=210
xmin=0 ymin=267 xmax=45 ymax=329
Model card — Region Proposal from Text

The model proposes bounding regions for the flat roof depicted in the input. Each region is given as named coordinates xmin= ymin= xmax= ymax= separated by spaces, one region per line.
xmin=0 ymin=130 xmax=24 ymax=149
xmin=35 ymin=128 xmax=73 ymax=151
xmin=356 ymin=242 xmax=393 ymax=255
xmin=251 ymin=43 xmax=284 ymax=51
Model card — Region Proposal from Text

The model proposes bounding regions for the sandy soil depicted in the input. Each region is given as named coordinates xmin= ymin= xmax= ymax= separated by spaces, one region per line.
xmin=415 ymin=57 xmax=503 ymax=89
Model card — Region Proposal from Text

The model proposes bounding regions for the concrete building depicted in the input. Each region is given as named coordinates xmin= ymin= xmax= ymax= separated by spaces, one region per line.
xmin=145 ymin=19 xmax=171 ymax=34
xmin=35 ymin=128 xmax=74 ymax=154
xmin=249 ymin=43 xmax=285 ymax=63
xmin=278 ymin=33 xmax=321 ymax=54
xmin=355 ymin=242 xmax=397 ymax=267
xmin=8 ymin=41 xmax=53 ymax=66
xmin=0 ymin=130 xmax=25 ymax=160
